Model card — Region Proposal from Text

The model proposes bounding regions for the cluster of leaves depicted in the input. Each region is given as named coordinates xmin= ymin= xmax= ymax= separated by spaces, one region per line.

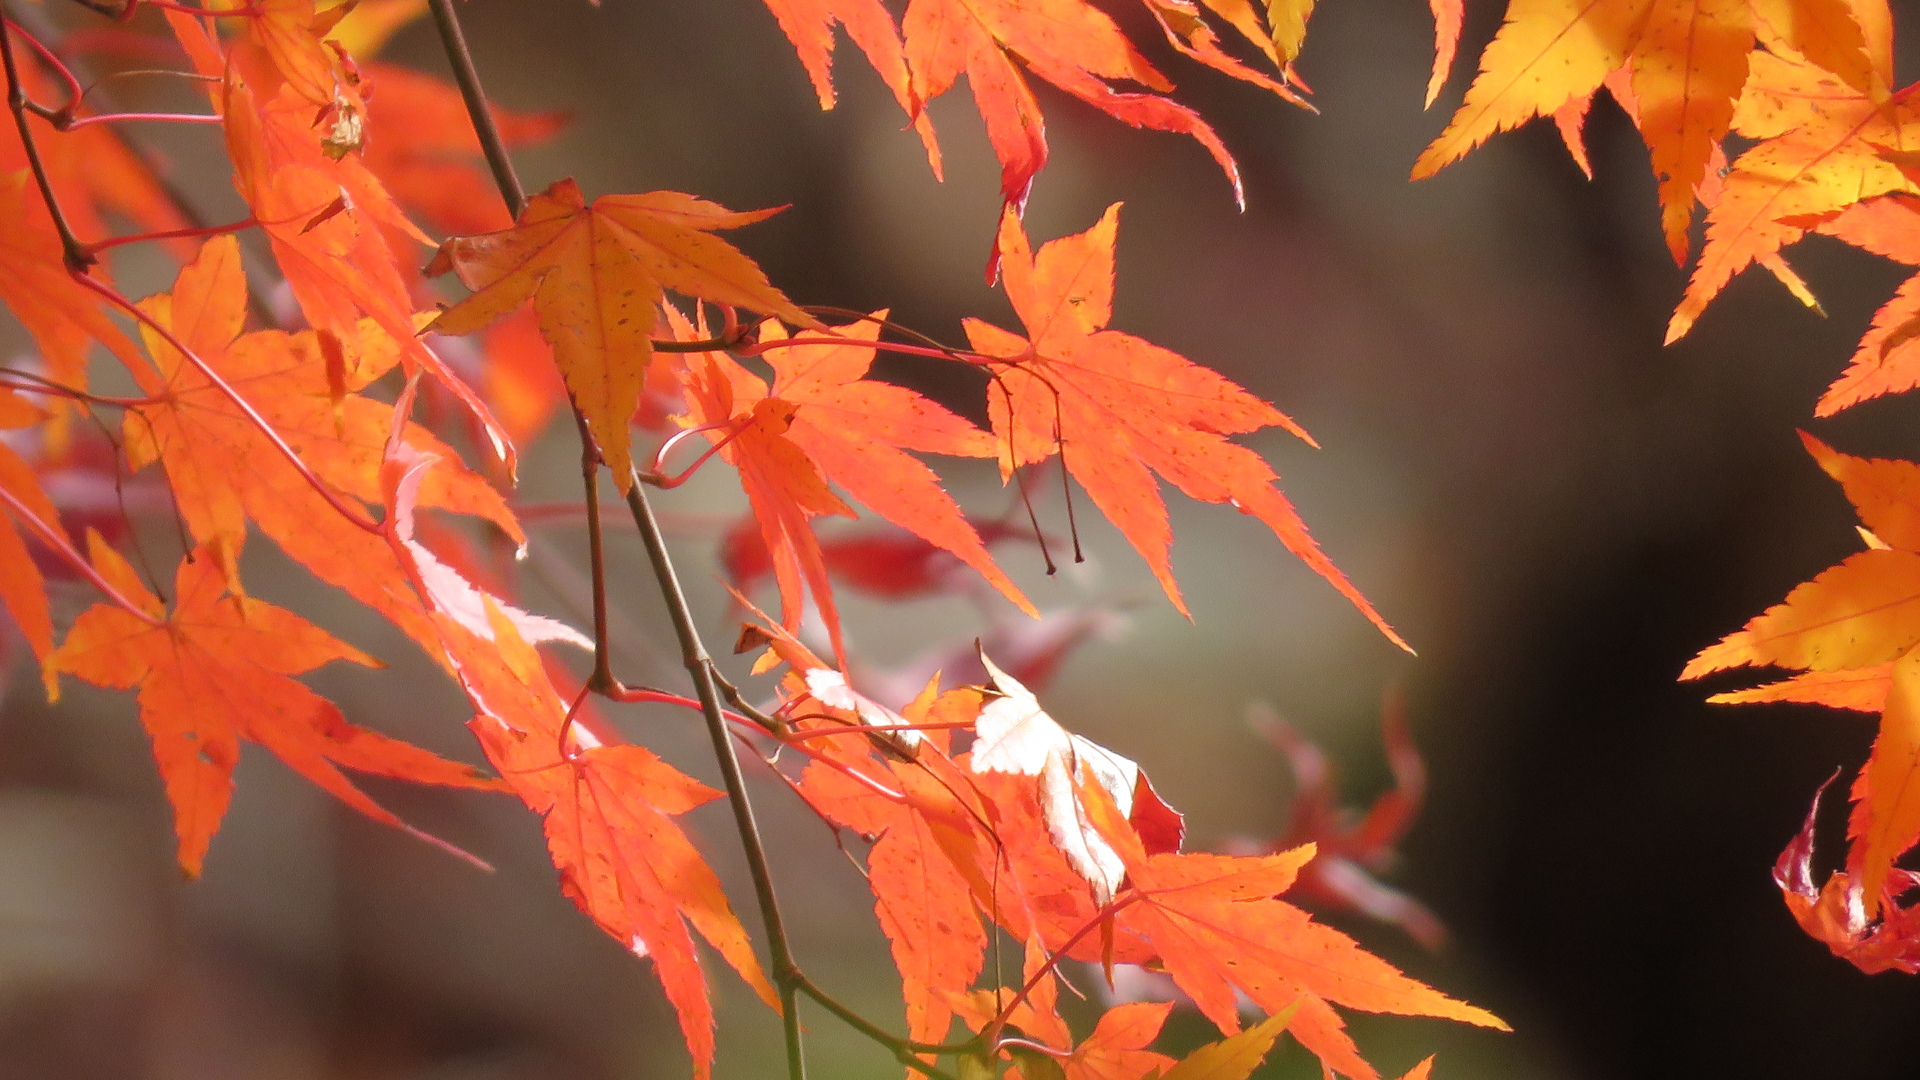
xmin=0 ymin=1 xmax=1516 ymax=1079
xmin=1406 ymin=0 xmax=1920 ymax=971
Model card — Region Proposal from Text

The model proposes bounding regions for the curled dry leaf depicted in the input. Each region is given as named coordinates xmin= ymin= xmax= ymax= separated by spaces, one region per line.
xmin=971 ymin=649 xmax=1183 ymax=904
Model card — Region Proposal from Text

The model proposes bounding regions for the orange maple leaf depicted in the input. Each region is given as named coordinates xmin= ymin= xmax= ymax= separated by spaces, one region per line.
xmin=1413 ymin=0 xmax=1882 ymax=263
xmin=1801 ymin=193 xmax=1920 ymax=413
xmin=1666 ymin=43 xmax=1918 ymax=342
xmin=158 ymin=10 xmax=516 ymax=468
xmin=425 ymin=178 xmax=812 ymax=490
xmin=902 ymin=0 xmax=1242 ymax=221
xmin=1136 ymin=0 xmax=1309 ymax=108
xmin=369 ymin=441 xmax=769 ymax=1080
xmin=47 ymin=536 xmax=499 ymax=877
xmin=0 ymin=176 xmax=142 ymax=390
xmin=1411 ymin=0 xmax=1654 ymax=182
xmin=799 ymin=718 xmax=990 ymax=1055
xmin=435 ymin=600 xmax=774 ymax=1080
xmin=1067 ymin=1000 xmax=1178 ymax=1080
xmin=758 ymin=0 xmax=941 ymax=171
xmin=701 ymin=314 xmax=1034 ymax=637
xmin=1093 ymin=821 xmax=1506 ymax=1080
xmin=965 ymin=204 xmax=1406 ymax=649
xmin=679 ymin=345 xmax=857 ymax=661
xmin=0 ymin=437 xmax=59 ymax=662
xmin=124 ymin=236 xmax=522 ymax=654
xmin=1686 ymin=433 xmax=1920 ymax=910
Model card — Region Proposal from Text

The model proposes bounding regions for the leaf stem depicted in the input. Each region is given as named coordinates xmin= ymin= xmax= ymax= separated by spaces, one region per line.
xmin=622 ymin=474 xmax=809 ymax=1080
xmin=794 ymin=967 xmax=997 ymax=1070
xmin=0 ymin=482 xmax=161 ymax=627
xmin=735 ymin=334 xmax=983 ymax=366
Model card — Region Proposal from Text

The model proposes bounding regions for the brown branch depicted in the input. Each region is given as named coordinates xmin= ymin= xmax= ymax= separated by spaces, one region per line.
xmin=2 ymin=17 xmax=92 ymax=270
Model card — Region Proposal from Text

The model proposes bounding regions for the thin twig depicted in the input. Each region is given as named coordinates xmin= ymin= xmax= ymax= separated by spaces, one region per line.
xmin=8 ymin=2 xmax=281 ymax=322
xmin=2 ymin=17 xmax=91 ymax=270
xmin=623 ymin=476 xmax=809 ymax=1080
xmin=790 ymin=972 xmax=975 ymax=1075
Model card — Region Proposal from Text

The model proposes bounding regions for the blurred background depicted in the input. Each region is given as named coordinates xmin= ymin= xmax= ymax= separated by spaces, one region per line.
xmin=6 ymin=0 xmax=1920 ymax=1077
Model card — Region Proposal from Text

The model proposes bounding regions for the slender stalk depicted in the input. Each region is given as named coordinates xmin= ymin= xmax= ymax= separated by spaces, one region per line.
xmin=623 ymin=477 xmax=809 ymax=1079
xmin=426 ymin=0 xmax=525 ymax=219
xmin=791 ymin=971 xmax=979 ymax=1062
xmin=56 ymin=110 xmax=223 ymax=129
xmin=0 ymin=483 xmax=162 ymax=626
xmin=653 ymin=327 xmax=750 ymax=352
xmin=575 ymin=412 xmax=621 ymax=693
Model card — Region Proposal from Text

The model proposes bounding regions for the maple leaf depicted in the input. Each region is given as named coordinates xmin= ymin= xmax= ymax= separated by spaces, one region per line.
xmin=901 ymin=0 xmax=1243 ymax=223
xmin=425 ymin=178 xmax=812 ymax=490
xmin=745 ymin=315 xmax=1032 ymax=613
xmin=1800 ymin=193 xmax=1920 ymax=413
xmin=1410 ymin=0 xmax=1652 ymax=182
xmin=47 ymin=535 xmax=499 ymax=877
xmin=0 ymin=437 xmax=60 ymax=662
xmin=1774 ymin=774 xmax=1920 ymax=974
xmin=679 ymin=346 xmax=856 ymax=662
xmin=158 ymin=11 xmax=516 ymax=468
xmin=798 ymin=700 xmax=991 ymax=1055
xmin=970 ymin=650 xmax=1183 ymax=905
xmin=1412 ymin=0 xmax=1887 ymax=262
xmin=452 ymin=616 xmax=776 ymax=1080
xmin=1136 ymin=0 xmax=1309 ymax=108
xmin=965 ymin=204 xmax=1407 ymax=649
xmin=758 ymin=0 xmax=941 ymax=171
xmin=1665 ymin=44 xmax=1920 ymax=342
xmin=0 ymin=176 xmax=143 ymax=390
xmin=1066 ymin=1001 xmax=1177 ymax=1080
xmin=1685 ymin=433 xmax=1920 ymax=909
xmin=378 ymin=444 xmax=770 ymax=1080
xmin=123 ymin=236 xmax=523 ymax=655
xmin=1683 ymin=435 xmax=1920 ymax=679
xmin=1251 ymin=694 xmax=1449 ymax=950
xmin=1088 ymin=812 xmax=1506 ymax=1080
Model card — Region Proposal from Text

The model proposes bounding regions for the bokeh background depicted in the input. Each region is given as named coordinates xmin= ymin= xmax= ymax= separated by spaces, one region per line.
xmin=5 ymin=0 xmax=1920 ymax=1077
